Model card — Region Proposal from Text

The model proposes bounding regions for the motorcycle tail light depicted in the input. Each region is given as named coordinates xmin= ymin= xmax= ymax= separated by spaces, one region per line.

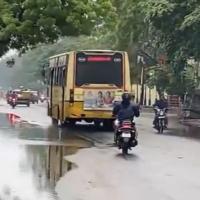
xmin=122 ymin=125 xmax=132 ymax=129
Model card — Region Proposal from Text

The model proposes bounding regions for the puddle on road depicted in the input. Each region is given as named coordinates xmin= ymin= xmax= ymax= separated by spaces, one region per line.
xmin=161 ymin=116 xmax=200 ymax=140
xmin=0 ymin=113 xmax=93 ymax=200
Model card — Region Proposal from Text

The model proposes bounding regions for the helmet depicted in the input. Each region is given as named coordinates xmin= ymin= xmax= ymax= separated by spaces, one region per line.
xmin=122 ymin=92 xmax=131 ymax=102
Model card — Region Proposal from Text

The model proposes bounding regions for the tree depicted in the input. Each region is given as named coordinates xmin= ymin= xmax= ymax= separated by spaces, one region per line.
xmin=108 ymin=0 xmax=200 ymax=97
xmin=140 ymin=0 xmax=200 ymax=96
xmin=146 ymin=65 xmax=171 ymax=98
xmin=142 ymin=0 xmax=200 ymax=66
xmin=110 ymin=0 xmax=159 ymax=85
xmin=4 ymin=35 xmax=112 ymax=89
xmin=0 ymin=0 xmax=115 ymax=56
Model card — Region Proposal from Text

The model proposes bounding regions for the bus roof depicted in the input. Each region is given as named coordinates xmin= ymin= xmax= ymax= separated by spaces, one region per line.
xmin=78 ymin=50 xmax=124 ymax=54
xmin=49 ymin=50 xmax=124 ymax=59
xmin=79 ymin=49 xmax=119 ymax=52
xmin=49 ymin=52 xmax=69 ymax=59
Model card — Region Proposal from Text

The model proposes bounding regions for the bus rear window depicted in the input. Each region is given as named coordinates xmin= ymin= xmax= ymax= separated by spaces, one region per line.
xmin=76 ymin=53 xmax=123 ymax=87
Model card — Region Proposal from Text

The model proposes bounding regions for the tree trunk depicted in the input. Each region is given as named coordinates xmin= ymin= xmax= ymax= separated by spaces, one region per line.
xmin=157 ymin=88 xmax=162 ymax=99
xmin=140 ymin=66 xmax=144 ymax=105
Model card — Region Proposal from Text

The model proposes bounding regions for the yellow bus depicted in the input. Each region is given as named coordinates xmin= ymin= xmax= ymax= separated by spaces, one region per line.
xmin=47 ymin=50 xmax=131 ymax=127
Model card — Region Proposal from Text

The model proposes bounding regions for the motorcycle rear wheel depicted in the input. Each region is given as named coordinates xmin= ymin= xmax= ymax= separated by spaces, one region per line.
xmin=122 ymin=147 xmax=128 ymax=155
xmin=158 ymin=120 xmax=164 ymax=134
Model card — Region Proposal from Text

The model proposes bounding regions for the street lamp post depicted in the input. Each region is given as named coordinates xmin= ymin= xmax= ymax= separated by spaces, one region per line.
xmin=137 ymin=55 xmax=145 ymax=105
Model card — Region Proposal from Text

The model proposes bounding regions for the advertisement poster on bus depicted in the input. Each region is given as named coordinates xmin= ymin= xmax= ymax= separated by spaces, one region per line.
xmin=84 ymin=90 xmax=116 ymax=110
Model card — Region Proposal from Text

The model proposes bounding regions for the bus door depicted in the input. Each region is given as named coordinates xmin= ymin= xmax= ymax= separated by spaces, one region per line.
xmin=50 ymin=67 xmax=61 ymax=119
xmin=49 ymin=68 xmax=54 ymax=116
xmin=61 ymin=67 xmax=66 ymax=122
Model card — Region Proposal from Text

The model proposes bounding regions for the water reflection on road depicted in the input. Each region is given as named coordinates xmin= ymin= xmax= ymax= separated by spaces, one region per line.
xmin=0 ymin=113 xmax=92 ymax=200
xmin=0 ymin=112 xmax=200 ymax=200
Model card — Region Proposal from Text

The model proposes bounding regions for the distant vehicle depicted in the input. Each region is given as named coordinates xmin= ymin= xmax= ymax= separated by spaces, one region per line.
xmin=154 ymin=107 xmax=167 ymax=133
xmin=47 ymin=50 xmax=132 ymax=127
xmin=6 ymin=91 xmax=13 ymax=104
xmin=7 ymin=95 xmax=13 ymax=104
xmin=39 ymin=94 xmax=46 ymax=103
xmin=10 ymin=97 xmax=17 ymax=109
xmin=13 ymin=89 xmax=31 ymax=107
xmin=30 ymin=91 xmax=39 ymax=104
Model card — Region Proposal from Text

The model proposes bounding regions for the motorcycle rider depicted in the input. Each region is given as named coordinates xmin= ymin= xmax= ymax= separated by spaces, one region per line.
xmin=113 ymin=92 xmax=140 ymax=146
xmin=153 ymin=95 xmax=168 ymax=128
xmin=11 ymin=91 xmax=17 ymax=99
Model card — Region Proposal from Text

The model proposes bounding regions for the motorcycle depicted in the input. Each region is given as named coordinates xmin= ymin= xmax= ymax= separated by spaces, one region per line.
xmin=116 ymin=120 xmax=137 ymax=155
xmin=10 ymin=98 xmax=17 ymax=109
xmin=40 ymin=95 xmax=46 ymax=103
xmin=7 ymin=96 xmax=13 ymax=104
xmin=154 ymin=107 xmax=167 ymax=133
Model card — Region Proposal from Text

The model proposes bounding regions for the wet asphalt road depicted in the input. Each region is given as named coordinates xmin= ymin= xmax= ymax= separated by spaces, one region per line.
xmin=0 ymin=104 xmax=93 ymax=200
xmin=0 ymin=102 xmax=200 ymax=200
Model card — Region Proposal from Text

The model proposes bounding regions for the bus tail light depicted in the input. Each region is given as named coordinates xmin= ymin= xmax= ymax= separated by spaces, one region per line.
xmin=69 ymin=89 xmax=74 ymax=103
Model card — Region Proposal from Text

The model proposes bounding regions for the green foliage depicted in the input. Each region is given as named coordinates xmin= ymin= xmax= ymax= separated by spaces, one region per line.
xmin=0 ymin=0 xmax=115 ymax=56
xmin=141 ymin=0 xmax=200 ymax=96
xmin=142 ymin=0 xmax=200 ymax=61
xmin=109 ymin=0 xmax=200 ymax=97
xmin=167 ymin=65 xmax=197 ymax=96
xmin=146 ymin=65 xmax=170 ymax=97
xmin=146 ymin=64 xmax=197 ymax=97
xmin=7 ymin=35 xmax=111 ymax=89
xmin=1 ymin=0 xmax=199 ymax=97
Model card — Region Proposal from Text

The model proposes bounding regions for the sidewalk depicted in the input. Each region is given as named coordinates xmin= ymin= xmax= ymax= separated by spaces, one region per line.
xmin=180 ymin=118 xmax=200 ymax=128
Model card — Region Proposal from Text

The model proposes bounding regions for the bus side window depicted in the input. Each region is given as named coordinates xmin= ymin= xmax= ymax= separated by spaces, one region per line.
xmin=52 ymin=68 xmax=55 ymax=85
xmin=59 ymin=68 xmax=63 ymax=86
xmin=55 ymin=68 xmax=59 ymax=85
xmin=53 ymin=68 xmax=57 ymax=85
xmin=60 ymin=68 xmax=63 ymax=86
xmin=63 ymin=55 xmax=68 ymax=86
xmin=60 ymin=68 xmax=63 ymax=85
xmin=59 ymin=67 xmax=62 ymax=86
xmin=57 ymin=68 xmax=60 ymax=85
xmin=58 ymin=68 xmax=61 ymax=85
xmin=50 ymin=69 xmax=54 ymax=85
xmin=62 ymin=68 xmax=66 ymax=86
xmin=58 ymin=68 xmax=60 ymax=86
